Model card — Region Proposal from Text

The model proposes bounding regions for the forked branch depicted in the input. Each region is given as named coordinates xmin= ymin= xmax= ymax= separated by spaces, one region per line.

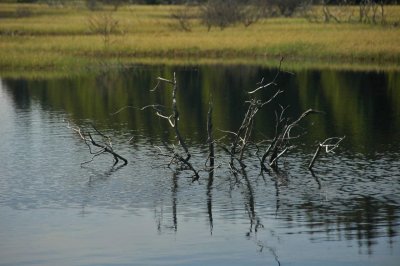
xmin=308 ymin=136 xmax=345 ymax=170
xmin=228 ymin=87 xmax=283 ymax=166
xmin=67 ymin=121 xmax=128 ymax=166
xmin=150 ymin=73 xmax=199 ymax=180
xmin=263 ymin=108 xmax=323 ymax=169
xmin=248 ymin=57 xmax=285 ymax=95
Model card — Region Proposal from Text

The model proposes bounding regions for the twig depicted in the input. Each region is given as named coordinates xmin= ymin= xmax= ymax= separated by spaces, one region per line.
xmin=110 ymin=105 xmax=138 ymax=115
xmin=263 ymin=108 xmax=322 ymax=170
xmin=67 ymin=121 xmax=128 ymax=166
xmin=248 ymin=57 xmax=284 ymax=94
xmin=269 ymin=147 xmax=288 ymax=168
xmin=308 ymin=136 xmax=345 ymax=170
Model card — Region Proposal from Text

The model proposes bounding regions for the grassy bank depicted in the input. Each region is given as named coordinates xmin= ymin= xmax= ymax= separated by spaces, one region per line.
xmin=1 ymin=3 xmax=400 ymax=77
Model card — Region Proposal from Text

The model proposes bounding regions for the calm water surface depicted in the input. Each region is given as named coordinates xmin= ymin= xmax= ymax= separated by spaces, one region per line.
xmin=0 ymin=65 xmax=399 ymax=265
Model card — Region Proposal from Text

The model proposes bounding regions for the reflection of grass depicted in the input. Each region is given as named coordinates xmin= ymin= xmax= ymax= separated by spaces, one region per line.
xmin=1 ymin=3 xmax=400 ymax=77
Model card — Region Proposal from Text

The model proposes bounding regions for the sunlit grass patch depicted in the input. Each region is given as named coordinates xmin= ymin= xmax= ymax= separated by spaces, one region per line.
xmin=0 ymin=3 xmax=399 ymax=76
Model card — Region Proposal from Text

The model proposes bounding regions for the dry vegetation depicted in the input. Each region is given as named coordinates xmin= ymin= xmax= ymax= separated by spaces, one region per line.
xmin=0 ymin=3 xmax=400 ymax=75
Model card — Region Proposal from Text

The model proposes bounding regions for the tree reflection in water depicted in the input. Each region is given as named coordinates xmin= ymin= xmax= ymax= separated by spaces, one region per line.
xmin=1 ymin=65 xmax=399 ymax=262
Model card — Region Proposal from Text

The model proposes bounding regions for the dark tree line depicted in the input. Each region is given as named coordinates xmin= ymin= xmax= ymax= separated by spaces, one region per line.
xmin=14 ymin=0 xmax=398 ymax=26
xmin=14 ymin=0 xmax=400 ymax=4
xmin=90 ymin=0 xmax=399 ymax=6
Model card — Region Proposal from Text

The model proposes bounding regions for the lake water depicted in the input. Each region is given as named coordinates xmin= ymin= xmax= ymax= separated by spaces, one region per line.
xmin=0 ymin=65 xmax=399 ymax=265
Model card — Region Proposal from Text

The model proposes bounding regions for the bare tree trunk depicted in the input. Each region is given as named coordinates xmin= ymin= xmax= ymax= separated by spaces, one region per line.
xmin=228 ymin=58 xmax=284 ymax=167
xmin=151 ymin=74 xmax=199 ymax=180
xmin=207 ymin=95 xmax=214 ymax=169
xmin=308 ymin=144 xmax=322 ymax=170
xmin=380 ymin=1 xmax=385 ymax=24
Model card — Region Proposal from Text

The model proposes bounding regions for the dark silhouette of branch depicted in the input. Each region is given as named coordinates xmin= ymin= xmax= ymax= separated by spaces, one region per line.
xmin=207 ymin=94 xmax=215 ymax=169
xmin=229 ymin=91 xmax=283 ymax=167
xmin=263 ymin=108 xmax=323 ymax=169
xmin=67 ymin=121 xmax=127 ymax=166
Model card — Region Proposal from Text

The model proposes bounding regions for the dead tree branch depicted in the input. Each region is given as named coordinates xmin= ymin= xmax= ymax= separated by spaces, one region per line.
xmin=248 ymin=57 xmax=284 ymax=95
xmin=228 ymin=93 xmax=283 ymax=167
xmin=67 ymin=121 xmax=128 ymax=166
xmin=308 ymin=136 xmax=345 ymax=170
xmin=262 ymin=108 xmax=323 ymax=169
xmin=224 ymin=58 xmax=287 ymax=168
xmin=207 ymin=94 xmax=215 ymax=169
xmin=149 ymin=73 xmax=199 ymax=180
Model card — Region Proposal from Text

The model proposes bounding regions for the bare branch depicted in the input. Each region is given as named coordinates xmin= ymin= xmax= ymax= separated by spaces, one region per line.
xmin=269 ymin=147 xmax=288 ymax=168
xmin=217 ymin=129 xmax=238 ymax=136
xmin=248 ymin=57 xmax=284 ymax=94
xmin=147 ymin=72 xmax=198 ymax=180
xmin=151 ymin=79 xmax=161 ymax=92
xmin=308 ymin=145 xmax=322 ymax=171
xmin=157 ymin=76 xmax=175 ymax=84
xmin=67 ymin=121 xmax=128 ymax=166
xmin=151 ymin=76 xmax=175 ymax=92
xmin=282 ymin=109 xmax=323 ymax=140
xmin=110 ymin=105 xmax=138 ymax=116
xmin=320 ymin=136 xmax=346 ymax=153
xmin=140 ymin=104 xmax=166 ymax=111
xmin=262 ymin=108 xmax=323 ymax=170
xmin=308 ymin=136 xmax=345 ymax=170
xmin=207 ymin=94 xmax=215 ymax=169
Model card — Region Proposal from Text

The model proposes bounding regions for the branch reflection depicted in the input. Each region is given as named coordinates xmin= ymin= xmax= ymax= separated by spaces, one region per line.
xmin=207 ymin=166 xmax=214 ymax=235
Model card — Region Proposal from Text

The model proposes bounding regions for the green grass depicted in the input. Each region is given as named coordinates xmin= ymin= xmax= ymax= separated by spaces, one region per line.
xmin=1 ymin=3 xmax=400 ymax=77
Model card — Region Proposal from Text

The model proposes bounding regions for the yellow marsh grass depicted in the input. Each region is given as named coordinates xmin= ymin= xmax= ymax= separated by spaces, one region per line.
xmin=1 ymin=3 xmax=400 ymax=75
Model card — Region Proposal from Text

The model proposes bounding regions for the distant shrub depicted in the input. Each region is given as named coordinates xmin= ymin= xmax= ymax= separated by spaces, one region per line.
xmin=200 ymin=0 xmax=269 ymax=30
xmin=86 ymin=0 xmax=102 ymax=11
xmin=200 ymin=0 xmax=242 ymax=30
xmin=16 ymin=7 xmax=33 ymax=18
xmin=87 ymin=12 xmax=121 ymax=46
xmin=171 ymin=5 xmax=195 ymax=32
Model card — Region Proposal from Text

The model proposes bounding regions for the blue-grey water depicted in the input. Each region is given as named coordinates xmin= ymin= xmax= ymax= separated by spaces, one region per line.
xmin=0 ymin=65 xmax=399 ymax=265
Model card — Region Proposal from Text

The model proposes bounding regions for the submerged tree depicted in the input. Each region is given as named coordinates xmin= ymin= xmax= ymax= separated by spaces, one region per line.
xmin=145 ymin=73 xmax=200 ymax=180
xmin=82 ymin=60 xmax=343 ymax=180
